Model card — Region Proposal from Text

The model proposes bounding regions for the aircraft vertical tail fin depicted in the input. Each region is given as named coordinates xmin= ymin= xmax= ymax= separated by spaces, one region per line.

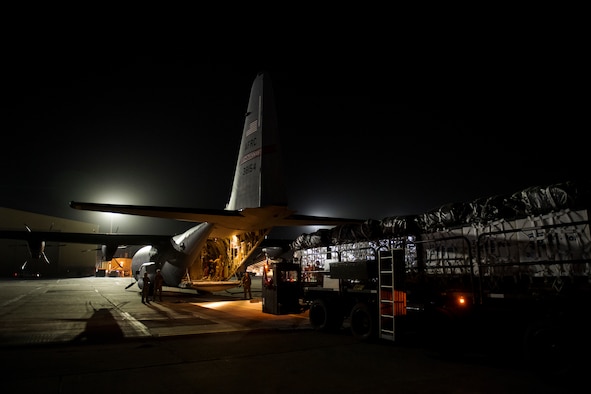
xmin=225 ymin=72 xmax=287 ymax=211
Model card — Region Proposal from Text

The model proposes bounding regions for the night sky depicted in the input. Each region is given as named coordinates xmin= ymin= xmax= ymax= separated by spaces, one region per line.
xmin=2 ymin=49 xmax=586 ymax=240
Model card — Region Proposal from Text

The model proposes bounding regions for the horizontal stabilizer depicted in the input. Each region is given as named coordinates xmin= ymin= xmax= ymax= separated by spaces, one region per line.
xmin=70 ymin=201 xmax=363 ymax=238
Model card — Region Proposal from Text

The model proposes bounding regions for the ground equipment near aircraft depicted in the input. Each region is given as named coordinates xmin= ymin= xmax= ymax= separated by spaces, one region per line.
xmin=288 ymin=180 xmax=591 ymax=374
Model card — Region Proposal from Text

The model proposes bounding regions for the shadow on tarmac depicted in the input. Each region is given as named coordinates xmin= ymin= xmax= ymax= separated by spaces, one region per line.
xmin=71 ymin=307 xmax=124 ymax=344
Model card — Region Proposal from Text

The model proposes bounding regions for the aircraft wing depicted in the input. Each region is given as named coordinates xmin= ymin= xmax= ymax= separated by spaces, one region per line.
xmin=0 ymin=230 xmax=174 ymax=262
xmin=0 ymin=230 xmax=171 ymax=249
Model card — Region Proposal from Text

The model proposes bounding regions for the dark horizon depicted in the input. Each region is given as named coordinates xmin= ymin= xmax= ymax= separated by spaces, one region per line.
xmin=3 ymin=53 xmax=586 ymax=239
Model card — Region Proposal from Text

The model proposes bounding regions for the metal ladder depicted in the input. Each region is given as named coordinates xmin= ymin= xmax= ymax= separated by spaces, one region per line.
xmin=378 ymin=248 xmax=406 ymax=341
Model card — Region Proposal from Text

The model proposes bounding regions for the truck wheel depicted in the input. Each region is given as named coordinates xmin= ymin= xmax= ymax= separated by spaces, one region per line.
xmin=309 ymin=299 xmax=341 ymax=332
xmin=350 ymin=302 xmax=375 ymax=341
xmin=523 ymin=319 xmax=572 ymax=378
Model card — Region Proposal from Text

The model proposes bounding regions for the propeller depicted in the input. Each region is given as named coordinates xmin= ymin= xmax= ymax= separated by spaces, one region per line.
xmin=24 ymin=224 xmax=50 ymax=264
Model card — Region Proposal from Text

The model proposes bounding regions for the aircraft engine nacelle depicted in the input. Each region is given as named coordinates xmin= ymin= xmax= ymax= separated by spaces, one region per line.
xmin=132 ymin=246 xmax=156 ymax=285
xmin=131 ymin=245 xmax=186 ymax=289
xmin=101 ymin=244 xmax=119 ymax=261
xmin=136 ymin=262 xmax=156 ymax=290
xmin=27 ymin=239 xmax=45 ymax=259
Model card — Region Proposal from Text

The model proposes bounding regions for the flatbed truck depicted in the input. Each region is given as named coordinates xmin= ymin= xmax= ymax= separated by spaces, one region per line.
xmin=288 ymin=181 xmax=591 ymax=374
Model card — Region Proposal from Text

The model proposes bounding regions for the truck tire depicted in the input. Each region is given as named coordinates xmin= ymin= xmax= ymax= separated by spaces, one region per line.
xmin=350 ymin=302 xmax=375 ymax=341
xmin=309 ymin=299 xmax=341 ymax=332
xmin=523 ymin=318 xmax=572 ymax=378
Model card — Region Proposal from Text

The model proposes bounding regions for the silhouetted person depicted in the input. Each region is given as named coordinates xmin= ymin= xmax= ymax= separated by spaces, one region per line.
xmin=241 ymin=271 xmax=252 ymax=300
xmin=153 ymin=269 xmax=164 ymax=301
xmin=141 ymin=272 xmax=151 ymax=303
xmin=214 ymin=255 xmax=223 ymax=280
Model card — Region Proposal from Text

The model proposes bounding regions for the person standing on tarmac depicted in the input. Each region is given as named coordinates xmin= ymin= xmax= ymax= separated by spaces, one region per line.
xmin=141 ymin=272 xmax=151 ymax=304
xmin=153 ymin=269 xmax=164 ymax=301
xmin=240 ymin=271 xmax=252 ymax=300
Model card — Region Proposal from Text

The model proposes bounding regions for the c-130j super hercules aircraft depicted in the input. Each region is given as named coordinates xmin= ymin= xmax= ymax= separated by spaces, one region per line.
xmin=2 ymin=72 xmax=362 ymax=293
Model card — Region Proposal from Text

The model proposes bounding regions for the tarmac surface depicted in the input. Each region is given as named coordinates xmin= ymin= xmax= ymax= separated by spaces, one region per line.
xmin=0 ymin=276 xmax=581 ymax=393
